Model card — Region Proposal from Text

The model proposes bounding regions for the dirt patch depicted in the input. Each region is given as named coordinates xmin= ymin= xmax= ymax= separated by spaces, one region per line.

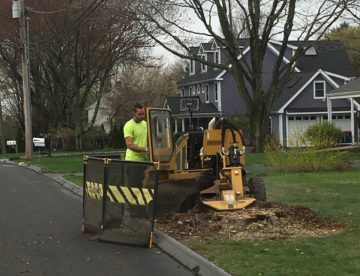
xmin=155 ymin=202 xmax=346 ymax=242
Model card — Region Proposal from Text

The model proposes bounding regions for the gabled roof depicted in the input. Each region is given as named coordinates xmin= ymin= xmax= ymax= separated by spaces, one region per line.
xmin=327 ymin=78 xmax=360 ymax=110
xmin=189 ymin=46 xmax=199 ymax=55
xmin=327 ymin=77 xmax=360 ymax=96
xmin=200 ymin=43 xmax=213 ymax=52
xmin=274 ymin=69 xmax=344 ymax=113
xmin=181 ymin=39 xmax=354 ymax=87
xmin=290 ymin=40 xmax=354 ymax=76
xmin=271 ymin=72 xmax=315 ymax=112
xmin=177 ymin=69 xmax=221 ymax=85
xmin=164 ymin=96 xmax=220 ymax=117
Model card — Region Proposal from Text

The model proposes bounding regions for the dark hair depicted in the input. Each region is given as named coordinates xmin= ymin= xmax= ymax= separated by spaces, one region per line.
xmin=133 ymin=103 xmax=144 ymax=112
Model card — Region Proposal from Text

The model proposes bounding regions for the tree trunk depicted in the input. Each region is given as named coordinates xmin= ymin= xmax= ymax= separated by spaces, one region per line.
xmin=74 ymin=121 xmax=84 ymax=151
xmin=249 ymin=99 xmax=270 ymax=153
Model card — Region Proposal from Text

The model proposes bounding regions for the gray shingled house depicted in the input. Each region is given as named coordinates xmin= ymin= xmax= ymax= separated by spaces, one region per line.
xmin=172 ymin=39 xmax=359 ymax=146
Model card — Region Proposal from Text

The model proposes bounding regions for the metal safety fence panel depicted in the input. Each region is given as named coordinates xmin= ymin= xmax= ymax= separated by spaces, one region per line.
xmin=83 ymin=157 xmax=104 ymax=234
xmin=83 ymin=156 xmax=158 ymax=248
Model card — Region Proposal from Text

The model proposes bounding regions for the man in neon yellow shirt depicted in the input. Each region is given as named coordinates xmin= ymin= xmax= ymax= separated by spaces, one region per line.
xmin=123 ymin=103 xmax=148 ymax=161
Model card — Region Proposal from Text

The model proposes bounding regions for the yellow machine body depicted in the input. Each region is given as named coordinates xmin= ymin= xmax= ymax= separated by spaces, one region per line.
xmin=200 ymin=129 xmax=255 ymax=210
xmin=145 ymin=108 xmax=259 ymax=214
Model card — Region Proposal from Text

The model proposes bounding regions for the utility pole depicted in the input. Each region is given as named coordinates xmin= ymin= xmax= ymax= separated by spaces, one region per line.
xmin=0 ymin=93 xmax=5 ymax=154
xmin=16 ymin=0 xmax=33 ymax=160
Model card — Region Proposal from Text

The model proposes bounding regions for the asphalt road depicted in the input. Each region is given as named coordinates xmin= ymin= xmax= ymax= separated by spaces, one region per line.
xmin=0 ymin=162 xmax=192 ymax=276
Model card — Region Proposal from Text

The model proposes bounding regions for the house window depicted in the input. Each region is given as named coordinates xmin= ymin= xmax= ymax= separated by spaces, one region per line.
xmin=205 ymin=84 xmax=209 ymax=103
xmin=189 ymin=60 xmax=195 ymax=75
xmin=197 ymin=85 xmax=201 ymax=94
xmin=201 ymin=54 xmax=207 ymax=73
xmin=214 ymin=50 xmax=221 ymax=70
xmin=313 ymin=81 xmax=326 ymax=99
xmin=189 ymin=86 xmax=192 ymax=96
xmin=201 ymin=84 xmax=205 ymax=93
xmin=214 ymin=82 xmax=218 ymax=102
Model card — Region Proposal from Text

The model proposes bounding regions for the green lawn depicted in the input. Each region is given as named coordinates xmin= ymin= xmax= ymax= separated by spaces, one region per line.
xmin=191 ymin=168 xmax=360 ymax=275
xmin=10 ymin=150 xmax=360 ymax=275
xmin=27 ymin=155 xmax=84 ymax=173
xmin=63 ymin=174 xmax=83 ymax=186
xmin=245 ymin=152 xmax=268 ymax=166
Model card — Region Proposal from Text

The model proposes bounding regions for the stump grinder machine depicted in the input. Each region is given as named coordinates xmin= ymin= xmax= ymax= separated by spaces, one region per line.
xmin=146 ymin=108 xmax=266 ymax=217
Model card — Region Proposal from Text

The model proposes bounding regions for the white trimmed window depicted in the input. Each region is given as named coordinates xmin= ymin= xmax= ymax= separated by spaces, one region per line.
xmin=205 ymin=84 xmax=209 ymax=103
xmin=214 ymin=82 xmax=219 ymax=102
xmin=197 ymin=85 xmax=201 ymax=94
xmin=189 ymin=60 xmax=195 ymax=75
xmin=192 ymin=86 xmax=196 ymax=95
xmin=201 ymin=84 xmax=205 ymax=93
xmin=201 ymin=54 xmax=207 ymax=73
xmin=181 ymin=88 xmax=186 ymax=97
xmin=313 ymin=81 xmax=326 ymax=99
xmin=214 ymin=49 xmax=221 ymax=70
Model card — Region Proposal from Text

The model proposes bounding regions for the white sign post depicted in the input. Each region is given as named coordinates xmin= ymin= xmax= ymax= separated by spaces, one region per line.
xmin=33 ymin=137 xmax=45 ymax=147
xmin=6 ymin=140 xmax=18 ymax=154
xmin=6 ymin=140 xmax=16 ymax=146
xmin=33 ymin=137 xmax=45 ymax=159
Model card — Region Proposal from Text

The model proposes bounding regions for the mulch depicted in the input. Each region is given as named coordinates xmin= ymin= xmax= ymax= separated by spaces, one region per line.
xmin=155 ymin=202 xmax=346 ymax=242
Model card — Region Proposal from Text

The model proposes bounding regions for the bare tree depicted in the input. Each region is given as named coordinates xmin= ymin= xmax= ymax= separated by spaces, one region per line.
xmin=131 ymin=0 xmax=356 ymax=151
xmin=0 ymin=0 xmax=156 ymax=150
xmin=107 ymin=63 xmax=182 ymax=126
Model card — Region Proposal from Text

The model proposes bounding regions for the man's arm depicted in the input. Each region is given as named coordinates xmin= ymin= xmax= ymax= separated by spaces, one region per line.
xmin=125 ymin=137 xmax=147 ymax=153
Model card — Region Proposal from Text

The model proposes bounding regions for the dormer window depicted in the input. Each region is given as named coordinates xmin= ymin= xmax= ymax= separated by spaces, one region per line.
xmin=305 ymin=46 xmax=317 ymax=56
xmin=313 ymin=81 xmax=326 ymax=99
xmin=189 ymin=60 xmax=195 ymax=75
xmin=201 ymin=54 xmax=207 ymax=73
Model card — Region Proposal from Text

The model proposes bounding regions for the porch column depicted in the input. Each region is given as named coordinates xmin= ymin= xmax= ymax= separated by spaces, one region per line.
xmin=327 ymin=97 xmax=332 ymax=123
xmin=174 ymin=118 xmax=178 ymax=133
xmin=351 ymin=97 xmax=355 ymax=144
xmin=279 ymin=113 xmax=284 ymax=146
xmin=182 ymin=118 xmax=185 ymax=132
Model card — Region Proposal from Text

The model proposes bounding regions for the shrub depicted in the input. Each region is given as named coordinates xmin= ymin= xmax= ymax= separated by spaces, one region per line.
xmin=305 ymin=122 xmax=343 ymax=149
xmin=265 ymin=135 xmax=348 ymax=172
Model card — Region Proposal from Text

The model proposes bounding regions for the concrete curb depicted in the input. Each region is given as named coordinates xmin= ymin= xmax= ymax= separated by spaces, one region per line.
xmin=4 ymin=160 xmax=230 ymax=275
xmin=45 ymin=174 xmax=83 ymax=197
xmin=154 ymin=228 xmax=231 ymax=276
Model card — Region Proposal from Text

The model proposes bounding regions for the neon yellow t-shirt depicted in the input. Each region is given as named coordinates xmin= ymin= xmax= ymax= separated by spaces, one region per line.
xmin=123 ymin=119 xmax=147 ymax=161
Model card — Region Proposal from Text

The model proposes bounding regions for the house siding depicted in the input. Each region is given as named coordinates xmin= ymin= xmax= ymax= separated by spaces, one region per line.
xmin=288 ymin=76 xmax=350 ymax=111
xmin=177 ymin=39 xmax=357 ymax=147
xmin=221 ymin=74 xmax=247 ymax=116
xmin=220 ymin=45 xmax=287 ymax=116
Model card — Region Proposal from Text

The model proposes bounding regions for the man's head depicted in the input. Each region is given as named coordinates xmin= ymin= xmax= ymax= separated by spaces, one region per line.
xmin=132 ymin=103 xmax=145 ymax=123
